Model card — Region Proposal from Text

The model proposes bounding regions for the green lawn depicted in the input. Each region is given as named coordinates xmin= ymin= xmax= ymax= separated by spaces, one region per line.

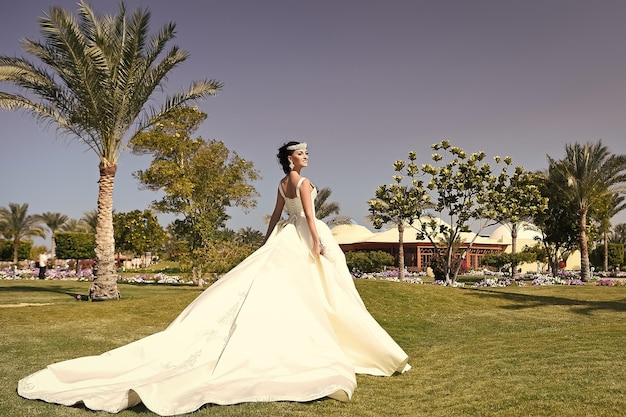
xmin=2 ymin=279 xmax=626 ymax=417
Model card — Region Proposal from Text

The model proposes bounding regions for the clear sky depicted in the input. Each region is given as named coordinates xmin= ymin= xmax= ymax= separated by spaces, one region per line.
xmin=2 ymin=0 xmax=626 ymax=248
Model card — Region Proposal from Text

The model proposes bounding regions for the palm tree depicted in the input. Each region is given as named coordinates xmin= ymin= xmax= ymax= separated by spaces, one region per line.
xmin=547 ymin=141 xmax=626 ymax=280
xmin=326 ymin=216 xmax=355 ymax=227
xmin=35 ymin=212 xmax=69 ymax=257
xmin=611 ymin=223 xmax=626 ymax=246
xmin=314 ymin=187 xmax=340 ymax=221
xmin=81 ymin=210 xmax=98 ymax=234
xmin=235 ymin=227 xmax=264 ymax=246
xmin=0 ymin=203 xmax=46 ymax=264
xmin=0 ymin=1 xmax=222 ymax=300
xmin=61 ymin=218 xmax=91 ymax=233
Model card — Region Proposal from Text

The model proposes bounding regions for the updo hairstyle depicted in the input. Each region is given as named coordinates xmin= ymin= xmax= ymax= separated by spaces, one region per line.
xmin=277 ymin=141 xmax=301 ymax=174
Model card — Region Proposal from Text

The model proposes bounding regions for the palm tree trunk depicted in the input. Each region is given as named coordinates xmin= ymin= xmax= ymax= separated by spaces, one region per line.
xmin=12 ymin=238 xmax=19 ymax=264
xmin=89 ymin=162 xmax=120 ymax=301
xmin=511 ymin=224 xmax=519 ymax=279
xmin=603 ymin=231 xmax=608 ymax=272
xmin=579 ymin=208 xmax=590 ymax=281
xmin=398 ymin=223 xmax=405 ymax=281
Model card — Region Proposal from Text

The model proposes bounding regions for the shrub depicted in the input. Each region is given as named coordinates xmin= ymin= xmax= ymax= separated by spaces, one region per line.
xmin=0 ymin=239 xmax=32 ymax=262
xmin=345 ymin=250 xmax=394 ymax=273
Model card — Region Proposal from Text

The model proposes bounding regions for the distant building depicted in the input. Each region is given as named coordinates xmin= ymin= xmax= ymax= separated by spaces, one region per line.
xmin=331 ymin=218 xmax=508 ymax=272
xmin=489 ymin=222 xmax=581 ymax=272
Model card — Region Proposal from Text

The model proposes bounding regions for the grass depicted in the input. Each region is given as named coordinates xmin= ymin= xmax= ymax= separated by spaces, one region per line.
xmin=2 ymin=279 xmax=626 ymax=417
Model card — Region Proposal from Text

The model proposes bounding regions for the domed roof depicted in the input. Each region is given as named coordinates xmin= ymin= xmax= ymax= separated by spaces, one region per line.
xmin=489 ymin=222 xmax=541 ymax=243
xmin=331 ymin=224 xmax=374 ymax=244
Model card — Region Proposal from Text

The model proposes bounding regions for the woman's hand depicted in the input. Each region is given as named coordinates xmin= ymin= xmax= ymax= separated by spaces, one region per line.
xmin=312 ymin=241 xmax=325 ymax=257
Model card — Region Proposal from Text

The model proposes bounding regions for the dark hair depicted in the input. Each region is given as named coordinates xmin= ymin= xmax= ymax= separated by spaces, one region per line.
xmin=277 ymin=141 xmax=301 ymax=174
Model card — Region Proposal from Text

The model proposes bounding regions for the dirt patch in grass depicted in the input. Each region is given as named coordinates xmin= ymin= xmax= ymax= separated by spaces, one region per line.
xmin=0 ymin=303 xmax=54 ymax=308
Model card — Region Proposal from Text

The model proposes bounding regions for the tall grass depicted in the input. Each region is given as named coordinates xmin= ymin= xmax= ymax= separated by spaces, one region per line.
xmin=1 ymin=280 xmax=626 ymax=416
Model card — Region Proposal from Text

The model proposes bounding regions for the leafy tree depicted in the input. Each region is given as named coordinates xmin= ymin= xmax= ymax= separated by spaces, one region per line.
xmin=484 ymin=164 xmax=547 ymax=278
xmin=113 ymin=209 xmax=166 ymax=258
xmin=131 ymin=106 xmax=259 ymax=272
xmin=314 ymin=188 xmax=340 ymax=221
xmin=531 ymin=170 xmax=580 ymax=277
xmin=34 ymin=212 xmax=69 ymax=256
xmin=547 ymin=141 xmax=626 ymax=280
xmin=482 ymin=252 xmax=537 ymax=276
xmin=0 ymin=203 xmax=45 ymax=263
xmin=55 ymin=232 xmax=96 ymax=269
xmin=0 ymin=1 xmax=222 ymax=300
xmin=369 ymin=151 xmax=429 ymax=281
xmin=416 ymin=142 xmax=514 ymax=284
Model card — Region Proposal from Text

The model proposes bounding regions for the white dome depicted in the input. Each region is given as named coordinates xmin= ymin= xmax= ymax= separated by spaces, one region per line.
xmin=331 ymin=224 xmax=374 ymax=244
xmin=489 ymin=222 xmax=541 ymax=243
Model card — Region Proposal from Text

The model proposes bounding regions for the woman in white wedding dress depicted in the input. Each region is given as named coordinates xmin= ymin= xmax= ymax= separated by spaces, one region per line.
xmin=18 ymin=141 xmax=410 ymax=416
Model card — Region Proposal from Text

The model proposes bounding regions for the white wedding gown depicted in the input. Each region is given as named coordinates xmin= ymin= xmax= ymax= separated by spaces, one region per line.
xmin=18 ymin=177 xmax=410 ymax=416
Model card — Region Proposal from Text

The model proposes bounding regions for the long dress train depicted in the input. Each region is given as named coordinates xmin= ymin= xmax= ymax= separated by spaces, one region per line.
xmin=18 ymin=177 xmax=410 ymax=416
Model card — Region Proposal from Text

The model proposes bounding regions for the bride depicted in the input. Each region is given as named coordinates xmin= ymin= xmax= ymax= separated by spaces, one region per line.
xmin=18 ymin=141 xmax=410 ymax=416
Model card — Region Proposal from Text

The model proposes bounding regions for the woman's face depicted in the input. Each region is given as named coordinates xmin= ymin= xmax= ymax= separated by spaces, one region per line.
xmin=290 ymin=149 xmax=309 ymax=169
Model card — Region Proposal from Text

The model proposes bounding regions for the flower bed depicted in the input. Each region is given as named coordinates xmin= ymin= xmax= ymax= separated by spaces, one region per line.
xmin=0 ymin=267 xmax=188 ymax=284
xmin=354 ymin=268 xmax=425 ymax=284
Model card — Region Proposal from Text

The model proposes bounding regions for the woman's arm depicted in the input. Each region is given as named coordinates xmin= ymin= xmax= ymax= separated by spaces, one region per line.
xmin=299 ymin=178 xmax=323 ymax=257
xmin=262 ymin=188 xmax=285 ymax=245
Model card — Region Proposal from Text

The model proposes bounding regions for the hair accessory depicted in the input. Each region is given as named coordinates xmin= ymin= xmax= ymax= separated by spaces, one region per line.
xmin=286 ymin=142 xmax=307 ymax=151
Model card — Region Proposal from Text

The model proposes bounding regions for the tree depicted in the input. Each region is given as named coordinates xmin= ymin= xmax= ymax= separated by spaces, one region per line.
xmin=234 ymin=227 xmax=264 ymax=247
xmin=369 ymin=151 xmax=429 ymax=281
xmin=326 ymin=216 xmax=355 ymax=227
xmin=34 ymin=212 xmax=69 ymax=256
xmin=131 ymin=106 xmax=259 ymax=269
xmin=0 ymin=240 xmax=33 ymax=263
xmin=547 ymin=141 xmax=626 ymax=281
xmin=113 ymin=209 xmax=166 ymax=258
xmin=416 ymin=141 xmax=512 ymax=284
xmin=61 ymin=218 xmax=91 ymax=233
xmin=592 ymin=193 xmax=626 ymax=272
xmin=611 ymin=223 xmax=626 ymax=246
xmin=0 ymin=203 xmax=46 ymax=263
xmin=590 ymin=242 xmax=624 ymax=272
xmin=80 ymin=210 xmax=98 ymax=234
xmin=0 ymin=1 xmax=222 ymax=300
xmin=55 ymin=232 xmax=96 ymax=269
xmin=532 ymin=169 xmax=580 ymax=277
xmin=484 ymin=165 xmax=547 ymax=278
xmin=482 ymin=252 xmax=537 ymax=276
xmin=314 ymin=188 xmax=340 ymax=221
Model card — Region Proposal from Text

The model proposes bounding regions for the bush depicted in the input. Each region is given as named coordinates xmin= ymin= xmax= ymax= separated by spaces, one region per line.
xmin=55 ymin=232 xmax=95 ymax=260
xmin=345 ymin=250 xmax=394 ymax=273
xmin=0 ymin=239 xmax=32 ymax=262
xmin=189 ymin=240 xmax=257 ymax=275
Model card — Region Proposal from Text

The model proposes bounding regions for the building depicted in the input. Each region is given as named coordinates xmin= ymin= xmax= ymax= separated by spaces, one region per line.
xmin=331 ymin=218 xmax=508 ymax=272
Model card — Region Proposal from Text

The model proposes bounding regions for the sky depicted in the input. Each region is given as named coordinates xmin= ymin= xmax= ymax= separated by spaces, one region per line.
xmin=2 ymin=0 xmax=626 ymax=249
